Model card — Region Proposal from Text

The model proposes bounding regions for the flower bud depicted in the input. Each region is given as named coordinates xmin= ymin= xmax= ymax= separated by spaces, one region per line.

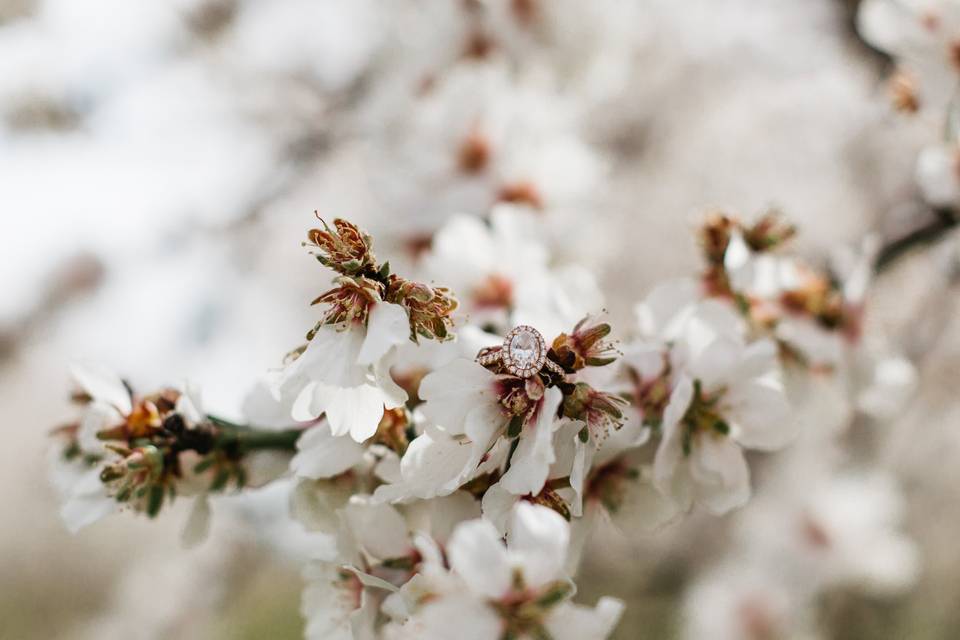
xmin=305 ymin=217 xmax=378 ymax=277
xmin=551 ymin=317 xmax=617 ymax=372
xmin=386 ymin=275 xmax=458 ymax=343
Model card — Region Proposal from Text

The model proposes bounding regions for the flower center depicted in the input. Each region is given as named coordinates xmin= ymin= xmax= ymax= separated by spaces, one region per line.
xmin=681 ymin=380 xmax=729 ymax=456
xmin=472 ymin=273 xmax=513 ymax=309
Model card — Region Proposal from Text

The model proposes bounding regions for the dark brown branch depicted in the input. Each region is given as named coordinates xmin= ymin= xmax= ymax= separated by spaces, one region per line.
xmin=874 ymin=208 xmax=958 ymax=273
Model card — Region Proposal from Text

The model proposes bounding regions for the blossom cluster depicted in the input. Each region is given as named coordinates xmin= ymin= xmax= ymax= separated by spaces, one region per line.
xmin=858 ymin=0 xmax=960 ymax=208
xmin=47 ymin=204 xmax=919 ymax=639
xmin=31 ymin=2 xmax=934 ymax=638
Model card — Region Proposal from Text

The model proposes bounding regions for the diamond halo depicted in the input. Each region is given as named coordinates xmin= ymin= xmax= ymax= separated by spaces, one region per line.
xmin=501 ymin=325 xmax=547 ymax=378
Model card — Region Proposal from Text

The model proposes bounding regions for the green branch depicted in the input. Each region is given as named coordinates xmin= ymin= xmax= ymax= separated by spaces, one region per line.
xmin=207 ymin=415 xmax=303 ymax=453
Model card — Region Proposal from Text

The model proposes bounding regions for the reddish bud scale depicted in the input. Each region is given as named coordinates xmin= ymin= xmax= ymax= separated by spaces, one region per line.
xmin=386 ymin=275 xmax=458 ymax=343
xmin=306 ymin=217 xmax=378 ymax=276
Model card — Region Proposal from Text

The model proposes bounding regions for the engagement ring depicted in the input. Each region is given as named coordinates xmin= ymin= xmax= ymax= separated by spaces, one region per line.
xmin=476 ymin=325 xmax=565 ymax=378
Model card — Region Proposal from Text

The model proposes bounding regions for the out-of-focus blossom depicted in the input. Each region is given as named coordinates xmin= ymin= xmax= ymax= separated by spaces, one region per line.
xmin=857 ymin=0 xmax=960 ymax=114
xmin=683 ymin=562 xmax=816 ymax=640
xmin=736 ymin=472 xmax=920 ymax=596
xmin=628 ymin=285 xmax=794 ymax=514
xmin=383 ymin=503 xmax=624 ymax=640
xmin=366 ymin=65 xmax=605 ymax=243
xmin=419 ymin=208 xmax=602 ymax=335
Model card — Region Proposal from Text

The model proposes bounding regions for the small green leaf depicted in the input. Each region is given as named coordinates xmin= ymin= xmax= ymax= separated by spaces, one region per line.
xmin=210 ymin=469 xmax=231 ymax=492
xmin=507 ymin=415 xmax=524 ymax=439
xmin=193 ymin=458 xmax=215 ymax=474
xmin=146 ymin=485 xmax=165 ymax=518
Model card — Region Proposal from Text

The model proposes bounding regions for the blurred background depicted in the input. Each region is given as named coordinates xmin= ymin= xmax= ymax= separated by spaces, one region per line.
xmin=2 ymin=0 xmax=960 ymax=638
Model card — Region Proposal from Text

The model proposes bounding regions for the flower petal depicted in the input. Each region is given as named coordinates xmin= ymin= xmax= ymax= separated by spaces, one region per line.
xmin=313 ymin=384 xmax=387 ymax=442
xmin=358 ymin=302 xmax=411 ymax=366
xmin=499 ymin=387 xmax=562 ymax=496
xmin=181 ymin=494 xmax=211 ymax=549
xmin=544 ymin=597 xmax=625 ymax=640
xmin=373 ymin=430 xmax=474 ymax=502
xmin=690 ymin=434 xmax=751 ymax=514
xmin=291 ymin=424 xmax=366 ymax=479
xmin=448 ymin=517 xmax=511 ymax=599
xmin=726 ymin=379 xmax=795 ymax=451
xmin=419 ymin=359 xmax=497 ymax=434
xmin=70 ymin=362 xmax=132 ymax=415
xmin=507 ymin=502 xmax=569 ymax=589
xmin=480 ymin=482 xmax=520 ymax=534
xmin=343 ymin=500 xmax=411 ymax=560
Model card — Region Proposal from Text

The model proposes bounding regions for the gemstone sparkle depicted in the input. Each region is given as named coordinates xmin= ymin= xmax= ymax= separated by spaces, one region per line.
xmin=502 ymin=325 xmax=546 ymax=378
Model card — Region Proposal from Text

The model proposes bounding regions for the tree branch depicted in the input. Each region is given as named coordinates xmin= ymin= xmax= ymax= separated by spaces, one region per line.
xmin=874 ymin=208 xmax=958 ymax=273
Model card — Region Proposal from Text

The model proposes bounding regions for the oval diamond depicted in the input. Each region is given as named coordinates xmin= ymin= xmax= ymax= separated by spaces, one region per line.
xmin=503 ymin=326 xmax=545 ymax=377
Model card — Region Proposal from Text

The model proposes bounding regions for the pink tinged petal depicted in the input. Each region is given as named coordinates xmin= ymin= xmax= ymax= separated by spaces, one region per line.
xmin=358 ymin=302 xmax=411 ymax=366
xmin=419 ymin=359 xmax=498 ymax=435
xmin=545 ymin=598 xmax=625 ymax=640
xmin=291 ymin=424 xmax=365 ymax=479
xmin=344 ymin=501 xmax=410 ymax=560
xmin=725 ymin=380 xmax=795 ymax=451
xmin=313 ymin=384 xmax=387 ymax=442
xmin=690 ymin=435 xmax=751 ymax=515
xmin=499 ymin=387 xmax=562 ymax=496
xmin=448 ymin=518 xmax=512 ymax=599
xmin=70 ymin=362 xmax=132 ymax=415
xmin=507 ymin=502 xmax=570 ymax=589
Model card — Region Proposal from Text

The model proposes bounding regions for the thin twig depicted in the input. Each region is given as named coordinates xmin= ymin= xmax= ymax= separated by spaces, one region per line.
xmin=874 ymin=208 xmax=958 ymax=273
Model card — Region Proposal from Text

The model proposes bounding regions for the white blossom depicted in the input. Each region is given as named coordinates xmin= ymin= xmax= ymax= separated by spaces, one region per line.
xmin=420 ymin=208 xmax=602 ymax=335
xmin=281 ymin=302 xmax=410 ymax=443
xmin=384 ymin=503 xmax=623 ymax=640
xmin=376 ymin=358 xmax=563 ymax=502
